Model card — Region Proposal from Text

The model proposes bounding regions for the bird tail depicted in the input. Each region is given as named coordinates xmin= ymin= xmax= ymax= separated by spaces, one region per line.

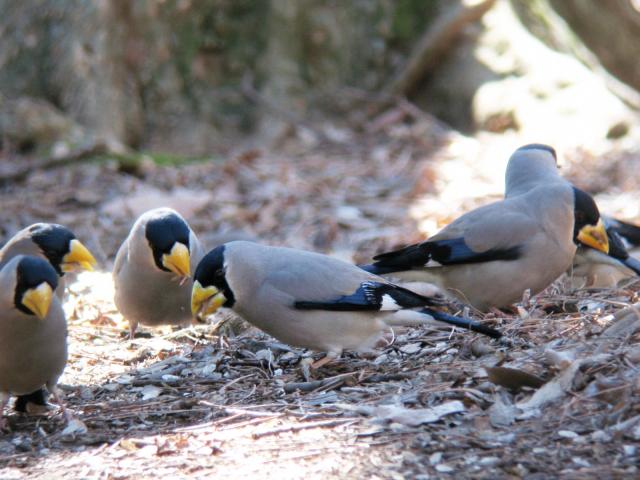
xmin=385 ymin=308 xmax=502 ymax=339
xmin=610 ymin=219 xmax=640 ymax=247
xmin=421 ymin=307 xmax=502 ymax=339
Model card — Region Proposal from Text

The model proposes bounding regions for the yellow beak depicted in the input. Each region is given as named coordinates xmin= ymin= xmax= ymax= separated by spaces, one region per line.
xmin=21 ymin=282 xmax=53 ymax=320
xmin=162 ymin=242 xmax=191 ymax=277
xmin=577 ymin=218 xmax=609 ymax=254
xmin=191 ymin=280 xmax=226 ymax=318
xmin=61 ymin=239 xmax=97 ymax=272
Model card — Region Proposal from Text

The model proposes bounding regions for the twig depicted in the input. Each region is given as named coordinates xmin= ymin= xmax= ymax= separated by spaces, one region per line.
xmin=251 ymin=418 xmax=356 ymax=439
xmin=361 ymin=372 xmax=414 ymax=383
xmin=0 ymin=139 xmax=112 ymax=182
xmin=219 ymin=373 xmax=258 ymax=394
xmin=283 ymin=373 xmax=356 ymax=393
xmin=196 ymin=402 xmax=281 ymax=419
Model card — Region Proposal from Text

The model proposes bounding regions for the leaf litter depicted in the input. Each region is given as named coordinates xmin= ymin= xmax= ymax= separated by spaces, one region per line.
xmin=0 ymin=103 xmax=639 ymax=478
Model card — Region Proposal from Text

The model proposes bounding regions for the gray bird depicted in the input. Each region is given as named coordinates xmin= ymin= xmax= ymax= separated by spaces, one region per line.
xmin=0 ymin=255 xmax=70 ymax=430
xmin=113 ymin=208 xmax=204 ymax=338
xmin=0 ymin=223 xmax=97 ymax=297
xmin=0 ymin=223 xmax=96 ymax=414
xmin=571 ymin=217 xmax=640 ymax=287
xmin=191 ymin=241 xmax=501 ymax=370
xmin=360 ymin=144 xmax=609 ymax=311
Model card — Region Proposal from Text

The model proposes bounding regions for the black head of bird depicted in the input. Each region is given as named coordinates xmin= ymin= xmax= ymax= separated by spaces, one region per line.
xmin=191 ymin=244 xmax=235 ymax=319
xmin=572 ymin=187 xmax=609 ymax=254
xmin=13 ymin=256 xmax=59 ymax=319
xmin=145 ymin=211 xmax=192 ymax=278
xmin=28 ymin=223 xmax=97 ymax=275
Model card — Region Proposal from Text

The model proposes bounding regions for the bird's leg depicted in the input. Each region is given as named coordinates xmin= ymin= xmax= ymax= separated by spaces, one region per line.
xmin=0 ymin=392 xmax=10 ymax=431
xmin=50 ymin=386 xmax=73 ymax=423
xmin=128 ymin=319 xmax=138 ymax=341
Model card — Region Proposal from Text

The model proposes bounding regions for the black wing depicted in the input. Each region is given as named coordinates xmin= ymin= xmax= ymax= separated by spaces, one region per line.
xmin=360 ymin=238 xmax=522 ymax=275
xmin=606 ymin=228 xmax=631 ymax=261
xmin=294 ymin=281 xmax=440 ymax=312
xmin=603 ymin=228 xmax=640 ymax=275
xmin=293 ymin=281 xmax=502 ymax=339
xmin=607 ymin=217 xmax=640 ymax=248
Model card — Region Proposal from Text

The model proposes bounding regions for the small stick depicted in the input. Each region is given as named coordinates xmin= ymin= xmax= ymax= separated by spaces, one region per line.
xmin=251 ymin=418 xmax=356 ymax=439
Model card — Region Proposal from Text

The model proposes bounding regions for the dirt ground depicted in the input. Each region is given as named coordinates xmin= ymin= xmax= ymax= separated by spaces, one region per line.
xmin=0 ymin=109 xmax=639 ymax=479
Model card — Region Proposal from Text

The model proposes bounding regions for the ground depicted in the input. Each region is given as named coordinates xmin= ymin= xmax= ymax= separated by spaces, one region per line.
xmin=0 ymin=106 xmax=639 ymax=479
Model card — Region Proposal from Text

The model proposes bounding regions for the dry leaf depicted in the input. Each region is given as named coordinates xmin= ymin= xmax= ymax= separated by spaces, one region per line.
xmin=140 ymin=385 xmax=163 ymax=400
xmin=516 ymin=360 xmax=583 ymax=414
xmin=343 ymin=400 xmax=465 ymax=427
xmin=486 ymin=366 xmax=545 ymax=391
xmin=60 ymin=418 xmax=88 ymax=437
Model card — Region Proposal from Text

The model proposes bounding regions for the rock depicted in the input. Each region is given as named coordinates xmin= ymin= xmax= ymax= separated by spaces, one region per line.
xmin=0 ymin=97 xmax=78 ymax=149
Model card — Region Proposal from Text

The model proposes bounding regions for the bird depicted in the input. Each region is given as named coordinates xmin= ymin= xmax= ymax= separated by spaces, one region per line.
xmin=571 ymin=217 xmax=640 ymax=287
xmin=0 ymin=255 xmax=70 ymax=431
xmin=0 ymin=223 xmax=97 ymax=297
xmin=113 ymin=208 xmax=204 ymax=339
xmin=0 ymin=223 xmax=96 ymax=414
xmin=360 ymin=144 xmax=610 ymax=311
xmin=191 ymin=241 xmax=501 ymax=371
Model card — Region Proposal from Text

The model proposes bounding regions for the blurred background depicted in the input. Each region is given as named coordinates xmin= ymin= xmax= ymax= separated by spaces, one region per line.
xmin=1 ymin=0 xmax=640 ymax=262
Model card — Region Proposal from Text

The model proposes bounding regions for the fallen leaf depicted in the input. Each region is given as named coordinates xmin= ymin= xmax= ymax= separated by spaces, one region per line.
xmin=516 ymin=360 xmax=583 ymax=414
xmin=489 ymin=397 xmax=518 ymax=427
xmin=140 ymin=385 xmax=163 ymax=400
xmin=61 ymin=418 xmax=88 ymax=436
xmin=341 ymin=400 xmax=465 ymax=427
xmin=486 ymin=366 xmax=545 ymax=391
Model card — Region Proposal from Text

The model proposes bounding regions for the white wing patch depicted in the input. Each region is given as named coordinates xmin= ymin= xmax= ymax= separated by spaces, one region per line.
xmin=380 ymin=293 xmax=401 ymax=311
xmin=424 ymin=259 xmax=442 ymax=268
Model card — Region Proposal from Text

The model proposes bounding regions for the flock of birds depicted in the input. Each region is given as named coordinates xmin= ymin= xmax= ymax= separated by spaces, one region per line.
xmin=1 ymin=143 xmax=640 ymax=432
